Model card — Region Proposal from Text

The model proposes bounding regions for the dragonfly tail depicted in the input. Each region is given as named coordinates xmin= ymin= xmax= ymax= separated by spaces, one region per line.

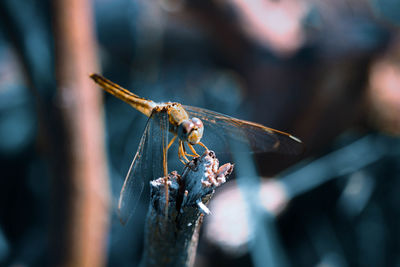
xmin=90 ymin=73 xmax=155 ymax=117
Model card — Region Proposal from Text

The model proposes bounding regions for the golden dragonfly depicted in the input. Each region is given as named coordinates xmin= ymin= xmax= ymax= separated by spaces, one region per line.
xmin=90 ymin=73 xmax=303 ymax=224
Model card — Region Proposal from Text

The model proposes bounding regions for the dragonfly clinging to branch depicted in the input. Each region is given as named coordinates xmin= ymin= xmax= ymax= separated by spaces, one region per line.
xmin=90 ymin=73 xmax=303 ymax=224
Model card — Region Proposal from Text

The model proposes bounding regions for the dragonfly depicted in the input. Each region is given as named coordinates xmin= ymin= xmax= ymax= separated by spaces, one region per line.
xmin=90 ymin=73 xmax=303 ymax=224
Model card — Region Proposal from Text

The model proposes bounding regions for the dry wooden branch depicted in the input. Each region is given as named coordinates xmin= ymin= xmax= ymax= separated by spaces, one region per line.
xmin=141 ymin=151 xmax=233 ymax=267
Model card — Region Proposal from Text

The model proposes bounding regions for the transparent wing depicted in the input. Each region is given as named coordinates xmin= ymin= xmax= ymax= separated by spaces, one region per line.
xmin=118 ymin=111 xmax=169 ymax=224
xmin=183 ymin=105 xmax=303 ymax=155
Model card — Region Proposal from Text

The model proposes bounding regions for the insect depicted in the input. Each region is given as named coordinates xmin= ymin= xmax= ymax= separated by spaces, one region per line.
xmin=90 ymin=73 xmax=303 ymax=224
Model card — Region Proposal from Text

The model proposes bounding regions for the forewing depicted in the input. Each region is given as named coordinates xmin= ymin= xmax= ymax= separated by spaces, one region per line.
xmin=183 ymin=105 xmax=303 ymax=155
xmin=151 ymin=110 xmax=170 ymax=177
xmin=118 ymin=111 xmax=169 ymax=224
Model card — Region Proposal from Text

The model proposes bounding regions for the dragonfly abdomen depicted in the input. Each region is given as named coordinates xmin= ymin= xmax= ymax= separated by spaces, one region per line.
xmin=90 ymin=73 xmax=156 ymax=117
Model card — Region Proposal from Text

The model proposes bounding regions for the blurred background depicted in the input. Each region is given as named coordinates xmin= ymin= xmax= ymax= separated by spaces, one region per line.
xmin=0 ymin=0 xmax=400 ymax=266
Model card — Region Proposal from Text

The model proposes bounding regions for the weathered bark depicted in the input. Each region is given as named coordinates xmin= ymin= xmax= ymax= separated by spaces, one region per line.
xmin=141 ymin=151 xmax=233 ymax=267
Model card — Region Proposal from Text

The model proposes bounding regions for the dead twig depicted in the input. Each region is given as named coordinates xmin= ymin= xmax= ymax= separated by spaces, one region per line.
xmin=141 ymin=151 xmax=233 ymax=267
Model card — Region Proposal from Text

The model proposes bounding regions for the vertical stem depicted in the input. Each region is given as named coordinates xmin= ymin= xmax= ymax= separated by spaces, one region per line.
xmin=52 ymin=0 xmax=110 ymax=266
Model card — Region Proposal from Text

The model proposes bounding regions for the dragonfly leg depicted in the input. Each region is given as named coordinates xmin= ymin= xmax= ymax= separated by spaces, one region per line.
xmin=187 ymin=143 xmax=200 ymax=157
xmin=163 ymin=140 xmax=169 ymax=216
xmin=163 ymin=145 xmax=168 ymax=176
xmin=184 ymin=152 xmax=197 ymax=158
xmin=178 ymin=156 xmax=186 ymax=165
xmin=198 ymin=141 xmax=209 ymax=151
xmin=181 ymin=142 xmax=197 ymax=157
xmin=178 ymin=140 xmax=190 ymax=164
xmin=177 ymin=144 xmax=185 ymax=165
xmin=182 ymin=142 xmax=198 ymax=158
xmin=180 ymin=141 xmax=190 ymax=162
xmin=167 ymin=135 xmax=177 ymax=150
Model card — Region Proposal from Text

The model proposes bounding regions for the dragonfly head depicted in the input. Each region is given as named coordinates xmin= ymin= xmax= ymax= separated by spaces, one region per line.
xmin=178 ymin=117 xmax=204 ymax=145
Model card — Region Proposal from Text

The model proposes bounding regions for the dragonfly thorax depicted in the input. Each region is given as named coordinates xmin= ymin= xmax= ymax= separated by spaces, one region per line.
xmin=177 ymin=117 xmax=204 ymax=145
xmin=159 ymin=102 xmax=204 ymax=144
xmin=164 ymin=102 xmax=190 ymax=126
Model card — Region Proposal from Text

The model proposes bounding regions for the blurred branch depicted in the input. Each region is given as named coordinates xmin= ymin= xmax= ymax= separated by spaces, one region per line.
xmin=52 ymin=0 xmax=110 ymax=266
xmin=282 ymin=134 xmax=399 ymax=199
xmin=141 ymin=151 xmax=233 ymax=267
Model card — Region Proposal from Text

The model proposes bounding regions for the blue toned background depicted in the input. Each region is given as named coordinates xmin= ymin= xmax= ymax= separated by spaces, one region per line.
xmin=0 ymin=0 xmax=400 ymax=266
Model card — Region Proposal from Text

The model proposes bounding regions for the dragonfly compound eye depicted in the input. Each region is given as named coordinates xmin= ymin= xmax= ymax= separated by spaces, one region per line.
xmin=178 ymin=120 xmax=194 ymax=139
xmin=187 ymin=118 xmax=204 ymax=145
xmin=191 ymin=117 xmax=203 ymax=128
